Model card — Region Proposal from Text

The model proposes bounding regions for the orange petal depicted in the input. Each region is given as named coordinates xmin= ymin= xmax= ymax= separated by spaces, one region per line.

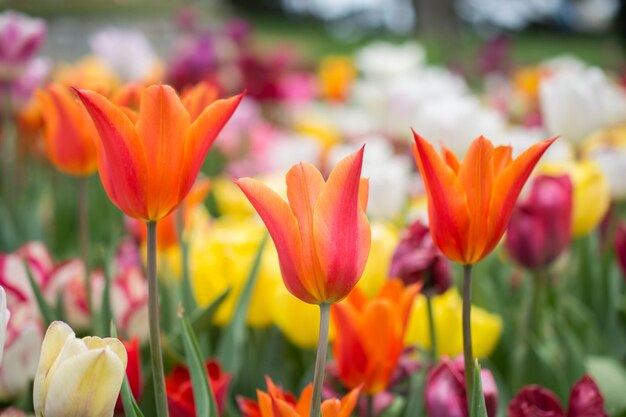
xmin=313 ymin=147 xmax=371 ymax=303
xmin=457 ymin=136 xmax=495 ymax=262
xmin=362 ymin=300 xmax=394 ymax=393
xmin=273 ymin=399 xmax=300 ymax=417
xmin=482 ymin=138 xmax=557 ymax=259
xmin=181 ymin=93 xmax=243 ymax=201
xmin=295 ymin=385 xmax=312 ymax=417
xmin=74 ymin=88 xmax=149 ymax=219
xmin=286 ymin=162 xmax=326 ymax=299
xmin=358 ymin=178 xmax=369 ymax=212
xmin=331 ymin=302 xmax=368 ymax=389
xmin=412 ymin=131 xmax=470 ymax=264
xmin=440 ymin=144 xmax=460 ymax=174
xmin=37 ymin=84 xmax=97 ymax=176
xmin=493 ymin=145 xmax=512 ymax=177
xmin=135 ymin=85 xmax=191 ymax=220
xmin=258 ymin=391 xmax=275 ymax=417
xmin=321 ymin=399 xmax=341 ymax=417
xmin=235 ymin=178 xmax=316 ymax=303
xmin=337 ymin=386 xmax=361 ymax=417
xmin=182 ymin=81 xmax=220 ymax=121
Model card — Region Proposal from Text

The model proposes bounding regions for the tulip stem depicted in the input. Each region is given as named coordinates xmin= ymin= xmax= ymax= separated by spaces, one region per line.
xmin=426 ymin=294 xmax=438 ymax=364
xmin=78 ymin=177 xmax=92 ymax=317
xmin=310 ymin=302 xmax=331 ymax=417
xmin=176 ymin=204 xmax=196 ymax=313
xmin=462 ymin=264 xmax=474 ymax=413
xmin=147 ymin=221 xmax=169 ymax=417
xmin=1 ymin=86 xmax=14 ymax=207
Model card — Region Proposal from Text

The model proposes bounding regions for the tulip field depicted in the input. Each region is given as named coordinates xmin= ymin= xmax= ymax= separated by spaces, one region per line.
xmin=1 ymin=4 xmax=626 ymax=417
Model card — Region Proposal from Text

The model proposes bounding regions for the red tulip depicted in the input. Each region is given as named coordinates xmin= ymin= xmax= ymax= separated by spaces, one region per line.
xmin=115 ymin=338 xmax=143 ymax=414
xmin=508 ymin=375 xmax=607 ymax=417
xmin=389 ymin=220 xmax=451 ymax=296
xmin=505 ymin=175 xmax=573 ymax=269
xmin=165 ymin=360 xmax=231 ymax=417
xmin=615 ymin=222 xmax=626 ymax=280
xmin=425 ymin=357 xmax=498 ymax=417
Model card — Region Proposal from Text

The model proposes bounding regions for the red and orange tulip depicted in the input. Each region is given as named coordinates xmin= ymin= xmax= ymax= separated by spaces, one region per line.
xmin=75 ymin=84 xmax=242 ymax=221
xmin=36 ymin=83 xmax=98 ymax=176
xmin=412 ymin=132 xmax=556 ymax=265
xmin=235 ymin=148 xmax=371 ymax=304
xmin=238 ymin=376 xmax=360 ymax=417
xmin=331 ymin=280 xmax=419 ymax=395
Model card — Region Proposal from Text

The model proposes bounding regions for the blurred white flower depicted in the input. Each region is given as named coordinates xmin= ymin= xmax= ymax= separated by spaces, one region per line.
xmin=492 ymin=126 xmax=574 ymax=162
xmin=266 ymin=134 xmax=323 ymax=173
xmin=413 ymin=94 xmax=506 ymax=156
xmin=540 ymin=66 xmax=626 ymax=147
xmin=329 ymin=137 xmax=413 ymax=220
xmin=589 ymin=147 xmax=626 ymax=200
xmin=355 ymin=41 xmax=426 ymax=79
xmin=89 ymin=27 xmax=157 ymax=82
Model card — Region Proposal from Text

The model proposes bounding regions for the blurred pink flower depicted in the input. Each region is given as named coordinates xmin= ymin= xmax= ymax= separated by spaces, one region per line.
xmin=111 ymin=267 xmax=149 ymax=341
xmin=425 ymin=357 xmax=498 ymax=417
xmin=0 ymin=10 xmax=46 ymax=80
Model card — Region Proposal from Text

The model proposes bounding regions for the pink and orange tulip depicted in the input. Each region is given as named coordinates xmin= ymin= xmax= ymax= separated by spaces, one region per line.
xmin=331 ymin=280 xmax=419 ymax=394
xmin=235 ymin=148 xmax=370 ymax=304
xmin=238 ymin=376 xmax=360 ymax=417
xmin=412 ymin=132 xmax=555 ymax=265
xmin=36 ymin=83 xmax=98 ymax=176
xmin=75 ymin=84 xmax=242 ymax=221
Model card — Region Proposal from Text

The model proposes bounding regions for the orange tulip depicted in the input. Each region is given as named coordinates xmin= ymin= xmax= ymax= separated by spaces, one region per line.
xmin=235 ymin=148 xmax=370 ymax=304
xmin=75 ymin=84 xmax=242 ymax=221
xmin=238 ymin=376 xmax=360 ymax=417
xmin=36 ymin=83 xmax=98 ymax=176
xmin=331 ymin=280 xmax=419 ymax=395
xmin=412 ymin=132 xmax=556 ymax=265
xmin=130 ymin=178 xmax=211 ymax=251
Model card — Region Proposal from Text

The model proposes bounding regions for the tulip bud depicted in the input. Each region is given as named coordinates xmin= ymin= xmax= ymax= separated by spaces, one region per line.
xmin=389 ymin=220 xmax=451 ymax=296
xmin=615 ymin=222 xmax=626 ymax=280
xmin=425 ymin=357 xmax=498 ymax=417
xmin=567 ymin=375 xmax=608 ymax=417
xmin=508 ymin=385 xmax=565 ymax=417
xmin=33 ymin=321 xmax=127 ymax=417
xmin=505 ymin=175 xmax=573 ymax=270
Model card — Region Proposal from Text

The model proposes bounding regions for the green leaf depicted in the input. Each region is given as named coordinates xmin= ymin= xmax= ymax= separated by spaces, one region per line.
xmin=111 ymin=323 xmax=145 ymax=417
xmin=379 ymin=397 xmax=405 ymax=417
xmin=403 ymin=366 xmax=427 ymax=417
xmin=470 ymin=360 xmax=488 ymax=417
xmin=586 ymin=356 xmax=626 ymax=414
xmin=216 ymin=234 xmax=268 ymax=374
xmin=181 ymin=314 xmax=219 ymax=417
xmin=25 ymin=261 xmax=55 ymax=327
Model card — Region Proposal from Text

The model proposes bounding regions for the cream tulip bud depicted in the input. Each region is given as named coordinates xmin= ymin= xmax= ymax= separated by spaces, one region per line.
xmin=0 ymin=286 xmax=8 ymax=364
xmin=33 ymin=321 xmax=127 ymax=417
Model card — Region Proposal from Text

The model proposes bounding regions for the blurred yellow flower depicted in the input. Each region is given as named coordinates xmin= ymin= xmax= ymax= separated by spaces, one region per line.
xmin=356 ymin=221 xmax=399 ymax=297
xmin=541 ymin=160 xmax=610 ymax=236
xmin=53 ymin=56 xmax=120 ymax=96
xmin=212 ymin=178 xmax=257 ymax=218
xmin=190 ymin=216 xmax=281 ymax=327
xmin=405 ymin=288 xmax=503 ymax=358
xmin=271 ymin=285 xmax=321 ymax=348
xmin=318 ymin=55 xmax=356 ymax=102
xmin=294 ymin=118 xmax=341 ymax=149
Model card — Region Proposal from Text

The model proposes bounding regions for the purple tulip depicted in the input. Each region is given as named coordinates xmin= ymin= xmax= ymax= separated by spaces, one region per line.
xmin=425 ymin=357 xmax=498 ymax=417
xmin=508 ymin=375 xmax=607 ymax=417
xmin=506 ymin=175 xmax=573 ymax=269
xmin=0 ymin=10 xmax=46 ymax=80
xmin=389 ymin=220 xmax=451 ymax=296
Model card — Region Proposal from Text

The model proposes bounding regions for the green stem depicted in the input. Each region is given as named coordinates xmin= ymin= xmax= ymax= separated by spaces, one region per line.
xmin=310 ymin=303 xmax=331 ymax=417
xmin=78 ymin=177 xmax=92 ymax=317
xmin=510 ymin=271 xmax=536 ymax=389
xmin=366 ymin=394 xmax=374 ymax=417
xmin=147 ymin=221 xmax=169 ymax=417
xmin=2 ymin=85 xmax=14 ymax=207
xmin=462 ymin=264 xmax=474 ymax=413
xmin=176 ymin=205 xmax=196 ymax=313
xmin=426 ymin=294 xmax=437 ymax=364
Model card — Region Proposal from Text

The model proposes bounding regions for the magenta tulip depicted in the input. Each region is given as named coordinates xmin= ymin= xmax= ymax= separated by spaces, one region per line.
xmin=615 ymin=222 xmax=626 ymax=280
xmin=505 ymin=175 xmax=573 ymax=270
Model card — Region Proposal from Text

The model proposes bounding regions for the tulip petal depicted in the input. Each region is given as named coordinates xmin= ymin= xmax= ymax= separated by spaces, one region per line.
xmin=44 ymin=347 xmax=126 ymax=417
xmin=182 ymin=93 xmax=243 ymax=200
xmin=182 ymin=81 xmax=219 ymax=121
xmin=235 ymin=178 xmax=316 ymax=303
xmin=295 ymin=385 xmax=312 ymax=417
xmin=483 ymin=138 xmax=556 ymax=259
xmin=457 ymin=136 xmax=495 ymax=262
xmin=440 ymin=144 xmax=460 ymax=173
xmin=338 ymin=387 xmax=361 ymax=417
xmin=412 ymin=131 xmax=470 ymax=264
xmin=492 ymin=146 xmax=512 ymax=177
xmin=33 ymin=321 xmax=75 ymax=415
xmin=286 ymin=162 xmax=326 ymax=297
xmin=313 ymin=147 xmax=371 ymax=302
xmin=37 ymin=84 xmax=97 ymax=175
xmin=321 ymin=399 xmax=341 ymax=417
xmin=74 ymin=88 xmax=149 ymax=219
xmin=136 ymin=85 xmax=191 ymax=220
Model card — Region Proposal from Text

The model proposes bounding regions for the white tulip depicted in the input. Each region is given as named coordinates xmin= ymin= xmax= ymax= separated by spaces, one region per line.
xmin=0 ymin=287 xmax=8 ymax=364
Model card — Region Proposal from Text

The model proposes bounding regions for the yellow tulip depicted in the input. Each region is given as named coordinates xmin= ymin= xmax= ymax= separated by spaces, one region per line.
xmin=318 ymin=55 xmax=356 ymax=102
xmin=212 ymin=178 xmax=257 ymax=218
xmin=356 ymin=221 xmax=399 ymax=297
xmin=405 ymin=289 xmax=503 ymax=358
xmin=190 ymin=216 xmax=281 ymax=327
xmin=33 ymin=321 xmax=127 ymax=417
xmin=541 ymin=160 xmax=610 ymax=236
xmin=271 ymin=285 xmax=321 ymax=348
